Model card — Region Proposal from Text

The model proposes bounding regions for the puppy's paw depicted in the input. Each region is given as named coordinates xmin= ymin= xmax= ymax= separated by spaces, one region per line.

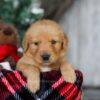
xmin=27 ymin=78 xmax=40 ymax=93
xmin=60 ymin=62 xmax=76 ymax=83
xmin=63 ymin=71 xmax=76 ymax=83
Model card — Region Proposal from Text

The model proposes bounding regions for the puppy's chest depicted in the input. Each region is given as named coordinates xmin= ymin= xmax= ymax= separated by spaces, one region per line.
xmin=40 ymin=66 xmax=52 ymax=72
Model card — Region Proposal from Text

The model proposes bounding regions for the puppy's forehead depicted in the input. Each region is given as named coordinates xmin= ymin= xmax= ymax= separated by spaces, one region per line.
xmin=26 ymin=20 xmax=64 ymax=36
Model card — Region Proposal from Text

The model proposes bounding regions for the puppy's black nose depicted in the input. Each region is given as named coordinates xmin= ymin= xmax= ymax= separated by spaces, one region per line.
xmin=41 ymin=54 xmax=50 ymax=61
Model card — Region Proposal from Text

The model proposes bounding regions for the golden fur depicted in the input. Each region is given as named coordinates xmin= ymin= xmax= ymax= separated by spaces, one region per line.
xmin=17 ymin=19 xmax=76 ymax=93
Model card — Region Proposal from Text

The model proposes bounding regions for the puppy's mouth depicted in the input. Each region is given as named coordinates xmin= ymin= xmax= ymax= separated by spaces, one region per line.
xmin=41 ymin=59 xmax=51 ymax=65
xmin=36 ymin=59 xmax=51 ymax=66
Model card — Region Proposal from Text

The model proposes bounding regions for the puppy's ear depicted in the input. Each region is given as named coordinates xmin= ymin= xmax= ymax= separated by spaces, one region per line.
xmin=62 ymin=33 xmax=68 ymax=51
xmin=22 ymin=34 xmax=29 ymax=53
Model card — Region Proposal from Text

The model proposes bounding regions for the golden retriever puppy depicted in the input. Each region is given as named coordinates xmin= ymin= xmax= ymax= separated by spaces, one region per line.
xmin=16 ymin=19 xmax=76 ymax=93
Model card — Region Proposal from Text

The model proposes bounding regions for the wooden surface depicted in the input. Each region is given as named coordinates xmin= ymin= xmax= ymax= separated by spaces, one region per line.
xmin=60 ymin=0 xmax=100 ymax=86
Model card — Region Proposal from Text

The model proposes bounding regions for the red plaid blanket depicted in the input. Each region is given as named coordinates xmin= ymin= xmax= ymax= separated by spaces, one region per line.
xmin=0 ymin=69 xmax=83 ymax=100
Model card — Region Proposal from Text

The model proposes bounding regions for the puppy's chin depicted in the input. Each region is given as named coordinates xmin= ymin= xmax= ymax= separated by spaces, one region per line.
xmin=35 ymin=59 xmax=56 ymax=67
xmin=33 ymin=58 xmax=50 ymax=66
xmin=42 ymin=62 xmax=51 ymax=66
xmin=39 ymin=61 xmax=52 ymax=66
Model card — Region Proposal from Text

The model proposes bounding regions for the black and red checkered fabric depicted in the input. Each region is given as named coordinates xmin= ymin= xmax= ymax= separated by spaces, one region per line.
xmin=0 ymin=69 xmax=83 ymax=100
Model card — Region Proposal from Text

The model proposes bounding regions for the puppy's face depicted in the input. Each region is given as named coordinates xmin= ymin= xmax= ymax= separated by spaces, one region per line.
xmin=23 ymin=20 xmax=68 ymax=66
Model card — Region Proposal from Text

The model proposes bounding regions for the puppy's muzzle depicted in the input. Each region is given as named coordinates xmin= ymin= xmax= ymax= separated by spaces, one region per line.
xmin=41 ymin=53 xmax=50 ymax=62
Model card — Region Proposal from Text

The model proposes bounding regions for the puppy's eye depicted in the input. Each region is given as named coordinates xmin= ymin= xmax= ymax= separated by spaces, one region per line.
xmin=33 ymin=42 xmax=39 ymax=46
xmin=51 ymin=40 xmax=57 ymax=44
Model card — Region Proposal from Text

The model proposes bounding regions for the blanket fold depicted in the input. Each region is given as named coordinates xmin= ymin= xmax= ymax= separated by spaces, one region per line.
xmin=0 ymin=69 xmax=83 ymax=100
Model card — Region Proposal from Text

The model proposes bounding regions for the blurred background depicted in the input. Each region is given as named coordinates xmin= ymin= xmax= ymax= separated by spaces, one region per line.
xmin=0 ymin=0 xmax=100 ymax=99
